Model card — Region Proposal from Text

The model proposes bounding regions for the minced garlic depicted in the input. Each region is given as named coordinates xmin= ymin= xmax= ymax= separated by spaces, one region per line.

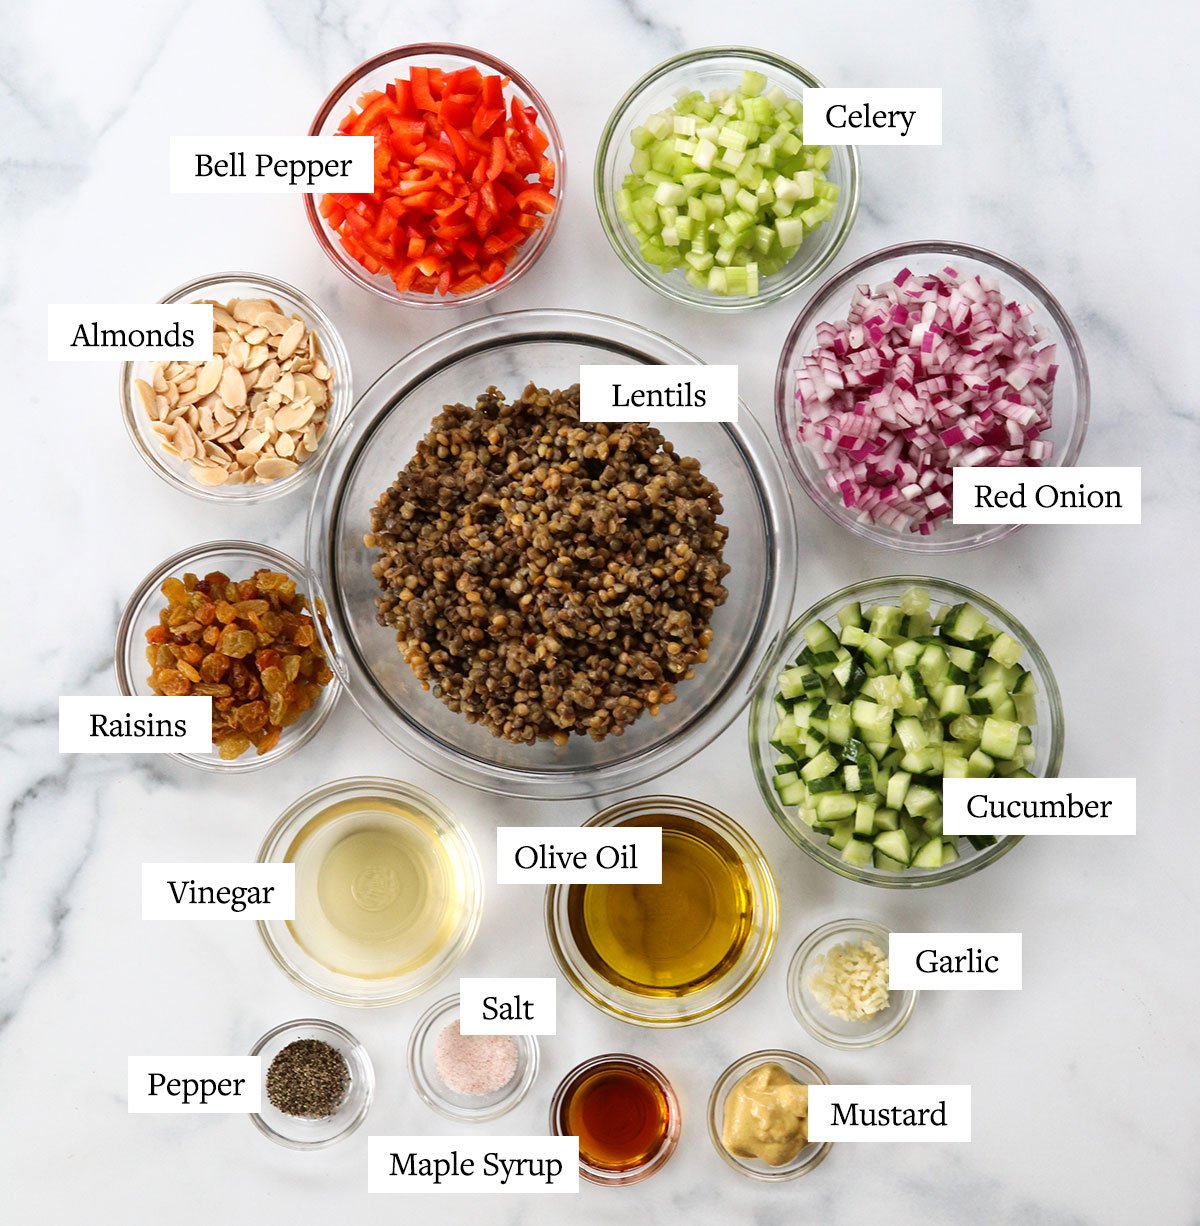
xmin=807 ymin=938 xmax=890 ymax=1021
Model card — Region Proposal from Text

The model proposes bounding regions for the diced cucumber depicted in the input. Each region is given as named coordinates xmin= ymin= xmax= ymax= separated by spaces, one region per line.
xmin=841 ymin=837 xmax=874 ymax=867
xmin=873 ymin=828 xmax=911 ymax=864
xmin=980 ymin=717 xmax=1021 ymax=760
xmin=769 ymin=588 xmax=1039 ymax=875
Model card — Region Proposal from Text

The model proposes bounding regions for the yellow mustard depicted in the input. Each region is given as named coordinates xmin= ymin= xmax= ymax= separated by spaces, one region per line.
xmin=720 ymin=1062 xmax=810 ymax=1166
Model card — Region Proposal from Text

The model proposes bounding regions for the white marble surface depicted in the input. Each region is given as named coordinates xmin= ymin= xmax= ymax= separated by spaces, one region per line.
xmin=3 ymin=1 xmax=1194 ymax=1222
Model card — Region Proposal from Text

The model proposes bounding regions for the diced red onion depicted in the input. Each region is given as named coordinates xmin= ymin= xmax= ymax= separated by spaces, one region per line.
xmin=794 ymin=266 xmax=1058 ymax=534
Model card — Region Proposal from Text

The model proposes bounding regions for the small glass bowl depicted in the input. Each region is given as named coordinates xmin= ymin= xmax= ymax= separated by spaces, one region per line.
xmin=407 ymin=994 xmax=539 ymax=1122
xmin=305 ymin=44 xmax=565 ymax=307
xmin=748 ymin=575 xmax=1064 ymax=888
xmin=546 ymin=795 xmax=779 ymax=1026
xmin=774 ymin=240 xmax=1090 ymax=552
xmin=550 ymin=1054 xmax=681 ymax=1187
xmin=120 ymin=272 xmax=352 ymax=503
xmin=707 ymin=1049 xmax=832 ymax=1181
xmin=595 ymin=47 xmax=860 ymax=312
xmin=306 ymin=308 xmax=797 ymax=800
xmin=788 ymin=919 xmax=917 ymax=1049
xmin=256 ymin=777 xmax=483 ymax=1007
xmin=113 ymin=539 xmax=340 ymax=773
xmin=249 ymin=1018 xmax=373 ymax=1149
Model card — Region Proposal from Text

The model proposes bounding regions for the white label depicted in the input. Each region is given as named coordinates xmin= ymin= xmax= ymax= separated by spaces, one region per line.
xmin=367 ymin=1137 xmax=579 ymax=1194
xmin=943 ymin=778 xmax=1136 ymax=836
xmin=803 ymin=89 xmax=942 ymax=145
xmin=459 ymin=977 xmax=556 ymax=1035
xmin=807 ymin=1085 xmax=970 ymax=1142
xmin=128 ymin=1057 xmax=261 ymax=1113
xmin=169 ymin=135 xmax=374 ymax=192
xmin=59 ymin=696 xmax=212 ymax=754
xmin=888 ymin=933 xmax=1022 ymax=991
xmin=141 ymin=864 xmax=295 ymax=921
xmin=47 ymin=304 xmax=212 ymax=361
xmin=579 ymin=364 xmax=738 ymax=422
xmin=952 ymin=467 xmax=1141 ymax=524
xmin=495 ymin=826 xmax=662 ymax=885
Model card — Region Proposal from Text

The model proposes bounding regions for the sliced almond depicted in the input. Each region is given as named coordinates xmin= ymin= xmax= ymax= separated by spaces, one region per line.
xmin=254 ymin=456 xmax=299 ymax=480
xmin=134 ymin=379 xmax=156 ymax=414
xmin=195 ymin=356 xmax=223 ymax=397
xmin=192 ymin=464 xmax=229 ymax=486
xmin=245 ymin=343 xmax=269 ymax=371
xmin=274 ymin=398 xmax=316 ymax=433
xmin=277 ymin=319 xmax=305 ymax=361
xmin=275 ymin=432 xmax=296 ymax=457
xmin=255 ymin=359 xmax=281 ymax=389
xmin=219 ymin=364 xmax=247 ymax=408
xmin=233 ymin=298 xmax=274 ymax=324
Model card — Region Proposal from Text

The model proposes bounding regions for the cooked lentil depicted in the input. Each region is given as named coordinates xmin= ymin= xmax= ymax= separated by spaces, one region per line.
xmin=365 ymin=383 xmax=730 ymax=745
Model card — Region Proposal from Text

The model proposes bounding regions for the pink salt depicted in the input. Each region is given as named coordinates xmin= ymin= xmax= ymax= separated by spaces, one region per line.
xmin=434 ymin=1021 xmax=518 ymax=1096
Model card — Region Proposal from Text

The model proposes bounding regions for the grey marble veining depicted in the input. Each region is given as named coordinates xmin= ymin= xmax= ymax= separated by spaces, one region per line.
xmin=2 ymin=1 xmax=1193 ymax=1222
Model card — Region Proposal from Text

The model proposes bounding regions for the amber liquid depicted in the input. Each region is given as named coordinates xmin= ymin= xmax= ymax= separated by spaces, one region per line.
xmin=563 ymin=1063 xmax=671 ymax=1172
xmin=566 ymin=813 xmax=755 ymax=996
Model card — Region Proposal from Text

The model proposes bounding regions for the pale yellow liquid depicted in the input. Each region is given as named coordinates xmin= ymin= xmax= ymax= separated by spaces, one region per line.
xmin=285 ymin=797 xmax=465 ymax=979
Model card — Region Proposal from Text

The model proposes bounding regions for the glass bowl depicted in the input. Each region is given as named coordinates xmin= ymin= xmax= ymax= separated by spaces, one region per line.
xmin=249 ymin=1017 xmax=373 ymax=1149
xmin=120 ymin=272 xmax=352 ymax=503
xmin=113 ymin=539 xmax=340 ymax=773
xmin=594 ymin=47 xmax=860 ymax=312
xmin=774 ymin=240 xmax=1090 ymax=552
xmin=545 ymin=795 xmax=779 ymax=1026
xmin=305 ymin=308 xmax=796 ymax=799
xmin=787 ymin=918 xmax=917 ymax=1049
xmin=550 ymin=1054 xmax=681 ymax=1186
xmin=256 ymin=777 xmax=483 ymax=1006
xmin=707 ymin=1049 xmax=832 ymax=1181
xmin=305 ymin=43 xmax=564 ymax=307
xmin=407 ymin=993 xmax=539 ymax=1122
xmin=749 ymin=575 xmax=1064 ymax=888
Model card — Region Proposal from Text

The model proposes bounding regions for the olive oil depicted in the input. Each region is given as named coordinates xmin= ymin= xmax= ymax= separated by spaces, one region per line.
xmin=567 ymin=812 xmax=755 ymax=995
xmin=285 ymin=795 xmax=466 ymax=979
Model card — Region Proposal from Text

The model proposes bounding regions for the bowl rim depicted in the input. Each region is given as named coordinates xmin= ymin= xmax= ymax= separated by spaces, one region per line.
xmin=304 ymin=42 xmax=565 ymax=308
xmin=706 ymin=1047 xmax=833 ymax=1181
xmin=545 ymin=793 xmax=779 ymax=1027
xmin=248 ymin=1016 xmax=375 ymax=1149
xmin=748 ymin=573 xmax=1065 ymax=888
xmin=113 ymin=538 xmax=341 ymax=773
xmin=305 ymin=306 xmax=798 ymax=799
xmin=119 ymin=270 xmax=352 ymax=503
xmin=254 ymin=775 xmax=484 ymax=1007
xmin=549 ymin=1052 xmax=681 ymax=1185
xmin=786 ymin=917 xmax=918 ymax=1049
xmin=773 ymin=238 xmax=1092 ymax=553
xmin=593 ymin=44 xmax=861 ymax=312
xmin=406 ymin=992 xmax=540 ymax=1122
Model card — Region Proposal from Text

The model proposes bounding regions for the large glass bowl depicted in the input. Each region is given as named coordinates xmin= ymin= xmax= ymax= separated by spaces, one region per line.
xmin=749 ymin=576 xmax=1064 ymax=888
xmin=120 ymin=272 xmax=351 ymax=504
xmin=545 ymin=795 xmax=779 ymax=1026
xmin=774 ymin=240 xmax=1090 ymax=552
xmin=595 ymin=47 xmax=860 ymax=312
xmin=306 ymin=308 xmax=797 ymax=799
xmin=305 ymin=43 xmax=564 ymax=307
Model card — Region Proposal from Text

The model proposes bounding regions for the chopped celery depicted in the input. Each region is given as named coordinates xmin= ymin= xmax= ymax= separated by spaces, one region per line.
xmin=615 ymin=68 xmax=838 ymax=296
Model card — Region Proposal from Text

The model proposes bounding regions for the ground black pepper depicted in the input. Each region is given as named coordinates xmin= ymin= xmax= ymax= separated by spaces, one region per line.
xmin=365 ymin=383 xmax=730 ymax=745
xmin=265 ymin=1039 xmax=350 ymax=1119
